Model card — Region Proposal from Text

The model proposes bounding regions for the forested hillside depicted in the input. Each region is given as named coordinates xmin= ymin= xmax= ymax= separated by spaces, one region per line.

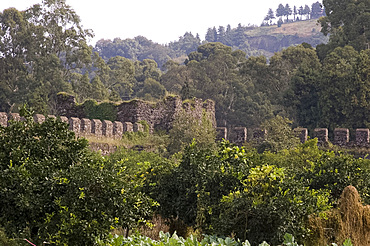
xmin=94 ymin=19 xmax=328 ymax=68
xmin=95 ymin=2 xmax=328 ymax=68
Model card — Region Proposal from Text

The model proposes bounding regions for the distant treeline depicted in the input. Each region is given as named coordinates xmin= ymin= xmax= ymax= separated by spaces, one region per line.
xmin=262 ymin=1 xmax=325 ymax=26
xmin=95 ymin=20 xmax=327 ymax=70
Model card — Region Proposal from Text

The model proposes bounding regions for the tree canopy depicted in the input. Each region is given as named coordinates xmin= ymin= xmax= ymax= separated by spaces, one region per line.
xmin=0 ymin=0 xmax=93 ymax=113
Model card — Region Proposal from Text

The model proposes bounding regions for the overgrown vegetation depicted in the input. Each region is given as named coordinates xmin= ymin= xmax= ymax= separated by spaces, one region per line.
xmin=1 ymin=0 xmax=370 ymax=245
xmin=1 ymin=107 xmax=370 ymax=245
xmin=0 ymin=109 xmax=157 ymax=245
xmin=81 ymin=100 xmax=118 ymax=121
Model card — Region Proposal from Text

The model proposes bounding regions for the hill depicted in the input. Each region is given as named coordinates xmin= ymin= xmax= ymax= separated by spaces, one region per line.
xmin=247 ymin=19 xmax=323 ymax=37
xmin=244 ymin=19 xmax=328 ymax=56
xmin=94 ymin=19 xmax=329 ymax=69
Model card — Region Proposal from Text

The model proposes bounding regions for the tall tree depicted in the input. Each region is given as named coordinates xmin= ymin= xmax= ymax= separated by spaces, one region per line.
xmin=217 ymin=26 xmax=226 ymax=43
xmin=268 ymin=8 xmax=275 ymax=25
xmin=183 ymin=43 xmax=273 ymax=127
xmin=311 ymin=1 xmax=323 ymax=19
xmin=276 ymin=4 xmax=285 ymax=19
xmin=234 ymin=23 xmax=246 ymax=46
xmin=293 ymin=6 xmax=298 ymax=21
xmin=318 ymin=46 xmax=370 ymax=130
xmin=283 ymin=45 xmax=322 ymax=128
xmin=106 ymin=56 xmax=135 ymax=99
xmin=0 ymin=0 xmax=93 ymax=113
xmin=298 ymin=6 xmax=304 ymax=20
xmin=205 ymin=28 xmax=216 ymax=42
xmin=303 ymin=5 xmax=311 ymax=19
xmin=284 ymin=4 xmax=292 ymax=22
xmin=319 ymin=0 xmax=370 ymax=52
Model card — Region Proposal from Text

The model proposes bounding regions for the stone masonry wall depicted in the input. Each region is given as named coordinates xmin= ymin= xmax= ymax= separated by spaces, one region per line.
xmin=4 ymin=110 xmax=370 ymax=150
xmin=219 ymin=126 xmax=370 ymax=147
xmin=0 ymin=112 xmax=142 ymax=140
xmin=57 ymin=94 xmax=216 ymax=132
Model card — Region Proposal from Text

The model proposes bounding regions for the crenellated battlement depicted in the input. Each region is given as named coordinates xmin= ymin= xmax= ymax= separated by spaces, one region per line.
xmin=0 ymin=112 xmax=144 ymax=139
xmin=3 ymin=110 xmax=370 ymax=150
xmin=56 ymin=94 xmax=216 ymax=132
xmin=217 ymin=127 xmax=370 ymax=147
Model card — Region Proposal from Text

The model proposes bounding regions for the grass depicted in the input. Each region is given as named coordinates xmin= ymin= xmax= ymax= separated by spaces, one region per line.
xmin=245 ymin=19 xmax=323 ymax=38
xmin=84 ymin=131 xmax=169 ymax=154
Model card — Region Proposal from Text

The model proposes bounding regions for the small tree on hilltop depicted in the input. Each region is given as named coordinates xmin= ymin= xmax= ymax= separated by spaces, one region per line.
xmin=276 ymin=4 xmax=285 ymax=20
xmin=268 ymin=8 xmax=275 ymax=25
xmin=284 ymin=4 xmax=292 ymax=22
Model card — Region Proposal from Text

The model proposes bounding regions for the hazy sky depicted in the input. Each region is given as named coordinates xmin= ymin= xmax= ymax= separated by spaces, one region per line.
xmin=0 ymin=0 xmax=322 ymax=45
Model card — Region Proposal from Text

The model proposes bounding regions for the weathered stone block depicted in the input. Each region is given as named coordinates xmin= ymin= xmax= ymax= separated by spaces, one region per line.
xmin=216 ymin=127 xmax=227 ymax=141
xmin=294 ymin=128 xmax=308 ymax=143
xmin=356 ymin=129 xmax=369 ymax=145
xmin=0 ymin=112 xmax=8 ymax=127
xmin=80 ymin=118 xmax=92 ymax=136
xmin=123 ymin=122 xmax=133 ymax=132
xmin=69 ymin=117 xmax=81 ymax=135
xmin=33 ymin=114 xmax=45 ymax=124
xmin=59 ymin=116 xmax=69 ymax=123
xmin=89 ymin=142 xmax=111 ymax=155
xmin=113 ymin=121 xmax=123 ymax=139
xmin=334 ymin=128 xmax=349 ymax=146
xmin=102 ymin=120 xmax=114 ymax=137
xmin=91 ymin=119 xmax=103 ymax=137
xmin=233 ymin=127 xmax=247 ymax=144
xmin=47 ymin=115 xmax=57 ymax=120
xmin=133 ymin=122 xmax=143 ymax=132
xmin=314 ymin=128 xmax=328 ymax=144
xmin=8 ymin=113 xmax=21 ymax=122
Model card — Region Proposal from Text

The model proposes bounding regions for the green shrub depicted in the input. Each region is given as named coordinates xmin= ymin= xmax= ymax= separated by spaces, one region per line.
xmin=0 ymin=109 xmax=156 ymax=245
xmin=257 ymin=115 xmax=301 ymax=153
xmin=167 ymin=109 xmax=216 ymax=154
xmin=0 ymin=228 xmax=21 ymax=246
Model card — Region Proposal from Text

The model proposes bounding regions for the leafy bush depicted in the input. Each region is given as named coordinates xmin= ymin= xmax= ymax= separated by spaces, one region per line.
xmin=152 ymin=140 xmax=331 ymax=245
xmin=0 ymin=228 xmax=22 ymax=246
xmin=167 ymin=109 xmax=216 ymax=154
xmin=300 ymin=153 xmax=370 ymax=204
xmin=152 ymin=138 xmax=369 ymax=245
xmin=257 ymin=115 xmax=301 ymax=153
xmin=0 ymin=109 xmax=156 ymax=245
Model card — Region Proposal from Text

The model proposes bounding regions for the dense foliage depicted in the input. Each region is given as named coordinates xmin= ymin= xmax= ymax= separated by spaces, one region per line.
xmin=1 ymin=108 xmax=369 ymax=245
xmin=0 ymin=109 xmax=157 ymax=245
xmin=148 ymin=139 xmax=370 ymax=245
xmin=0 ymin=0 xmax=93 ymax=113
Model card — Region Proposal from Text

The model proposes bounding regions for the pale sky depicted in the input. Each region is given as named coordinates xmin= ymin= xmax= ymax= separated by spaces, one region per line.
xmin=0 ymin=0 xmax=322 ymax=45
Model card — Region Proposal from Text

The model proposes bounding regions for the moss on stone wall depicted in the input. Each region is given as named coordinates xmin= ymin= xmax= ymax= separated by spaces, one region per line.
xmin=82 ymin=100 xmax=118 ymax=122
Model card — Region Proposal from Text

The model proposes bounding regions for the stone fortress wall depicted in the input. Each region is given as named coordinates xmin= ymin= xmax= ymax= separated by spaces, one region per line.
xmin=219 ymin=127 xmax=370 ymax=147
xmin=0 ymin=94 xmax=217 ymax=154
xmin=0 ymin=94 xmax=216 ymax=141
xmin=3 ymin=93 xmax=370 ymax=149
xmin=0 ymin=111 xmax=143 ymax=139
xmin=56 ymin=93 xmax=216 ymax=132
xmin=0 ymin=112 xmax=147 ymax=155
